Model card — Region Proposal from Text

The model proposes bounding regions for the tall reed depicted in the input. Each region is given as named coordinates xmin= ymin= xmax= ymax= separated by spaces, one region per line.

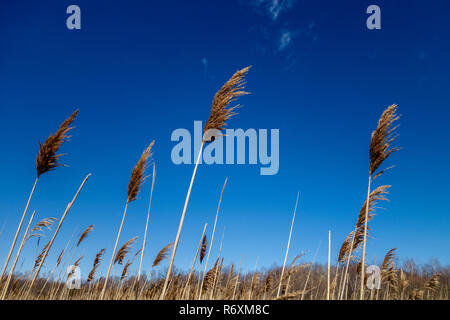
xmin=25 ymin=173 xmax=91 ymax=298
xmin=360 ymin=104 xmax=400 ymax=299
xmin=160 ymin=66 xmax=250 ymax=299
xmin=100 ymin=142 xmax=153 ymax=299
xmin=0 ymin=110 xmax=78 ymax=280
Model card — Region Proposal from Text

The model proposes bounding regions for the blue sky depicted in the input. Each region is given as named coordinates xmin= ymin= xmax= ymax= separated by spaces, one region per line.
xmin=0 ymin=0 xmax=449 ymax=278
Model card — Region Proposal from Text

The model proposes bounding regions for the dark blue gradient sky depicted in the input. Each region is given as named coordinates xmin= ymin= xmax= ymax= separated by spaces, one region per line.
xmin=0 ymin=0 xmax=449 ymax=277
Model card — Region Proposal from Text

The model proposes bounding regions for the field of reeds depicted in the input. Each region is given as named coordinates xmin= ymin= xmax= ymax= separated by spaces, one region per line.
xmin=0 ymin=66 xmax=448 ymax=300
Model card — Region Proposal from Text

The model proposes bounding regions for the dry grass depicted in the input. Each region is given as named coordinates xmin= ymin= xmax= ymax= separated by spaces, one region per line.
xmin=0 ymin=70 xmax=447 ymax=301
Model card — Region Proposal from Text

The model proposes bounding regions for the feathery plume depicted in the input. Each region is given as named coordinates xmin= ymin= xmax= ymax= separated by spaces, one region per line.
xmin=152 ymin=243 xmax=173 ymax=268
xmin=26 ymin=217 xmax=57 ymax=240
xmin=77 ymin=225 xmax=94 ymax=247
xmin=127 ymin=142 xmax=154 ymax=203
xmin=87 ymin=248 xmax=105 ymax=283
xmin=33 ymin=241 xmax=50 ymax=270
xmin=369 ymin=104 xmax=400 ymax=176
xmin=200 ymin=235 xmax=207 ymax=263
xmin=424 ymin=273 xmax=440 ymax=291
xmin=36 ymin=110 xmax=78 ymax=177
xmin=203 ymin=66 xmax=251 ymax=142
xmin=115 ymin=237 xmax=138 ymax=265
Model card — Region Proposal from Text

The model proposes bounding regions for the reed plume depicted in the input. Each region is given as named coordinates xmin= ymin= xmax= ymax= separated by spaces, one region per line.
xmin=152 ymin=243 xmax=173 ymax=268
xmin=87 ymin=248 xmax=105 ymax=283
xmin=128 ymin=142 xmax=154 ymax=203
xmin=203 ymin=258 xmax=219 ymax=292
xmin=160 ymin=67 xmax=250 ymax=299
xmin=1 ymin=110 xmax=78 ymax=281
xmin=339 ymin=185 xmax=391 ymax=300
xmin=36 ymin=110 xmax=78 ymax=177
xmin=360 ymin=104 xmax=400 ymax=299
xmin=67 ymin=256 xmax=83 ymax=280
xmin=100 ymin=142 xmax=154 ymax=300
xmin=26 ymin=217 xmax=57 ymax=240
xmin=115 ymin=237 xmax=138 ymax=265
xmin=203 ymin=66 xmax=250 ymax=141
xmin=424 ymin=273 xmax=440 ymax=291
xmin=56 ymin=249 xmax=65 ymax=267
xmin=77 ymin=225 xmax=94 ymax=247
xmin=200 ymin=235 xmax=207 ymax=263
xmin=34 ymin=241 xmax=51 ymax=270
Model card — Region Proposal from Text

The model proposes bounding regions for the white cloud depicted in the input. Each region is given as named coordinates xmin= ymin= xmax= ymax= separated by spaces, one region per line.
xmin=254 ymin=0 xmax=295 ymax=21
xmin=278 ymin=30 xmax=292 ymax=51
xmin=201 ymin=57 xmax=208 ymax=73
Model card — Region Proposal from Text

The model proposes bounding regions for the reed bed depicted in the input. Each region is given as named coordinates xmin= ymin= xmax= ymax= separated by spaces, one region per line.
xmin=0 ymin=68 xmax=447 ymax=300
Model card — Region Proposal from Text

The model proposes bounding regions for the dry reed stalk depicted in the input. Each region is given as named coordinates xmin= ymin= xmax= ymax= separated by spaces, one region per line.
xmin=231 ymin=256 xmax=243 ymax=300
xmin=137 ymin=163 xmax=156 ymax=283
xmin=276 ymin=192 xmax=300 ymax=298
xmin=182 ymin=223 xmax=208 ymax=299
xmin=301 ymin=243 xmax=320 ymax=300
xmin=210 ymin=228 xmax=226 ymax=299
xmin=327 ymin=230 xmax=331 ymax=300
xmin=360 ymin=104 xmax=399 ymax=300
xmin=339 ymin=185 xmax=390 ymax=300
xmin=198 ymin=178 xmax=227 ymax=299
xmin=25 ymin=173 xmax=91 ymax=298
xmin=100 ymin=142 xmax=153 ymax=300
xmin=248 ymin=256 xmax=259 ymax=299
xmin=37 ymin=228 xmax=78 ymax=300
xmin=0 ymin=111 xmax=78 ymax=281
xmin=0 ymin=210 xmax=36 ymax=299
xmin=160 ymin=67 xmax=250 ymax=299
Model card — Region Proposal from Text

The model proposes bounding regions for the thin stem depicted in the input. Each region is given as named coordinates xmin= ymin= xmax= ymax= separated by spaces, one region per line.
xmin=1 ymin=178 xmax=38 ymax=279
xmin=160 ymin=141 xmax=205 ymax=299
xmin=1 ymin=210 xmax=36 ymax=299
xmin=25 ymin=174 xmax=91 ymax=299
xmin=182 ymin=222 xmax=208 ymax=299
xmin=137 ymin=163 xmax=156 ymax=284
xmin=277 ymin=191 xmax=300 ymax=298
xmin=199 ymin=177 xmax=227 ymax=299
xmin=100 ymin=201 xmax=129 ymax=300
xmin=359 ymin=175 xmax=372 ymax=300
xmin=327 ymin=230 xmax=331 ymax=300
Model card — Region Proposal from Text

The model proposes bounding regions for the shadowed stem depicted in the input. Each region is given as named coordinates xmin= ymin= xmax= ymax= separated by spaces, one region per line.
xmin=1 ymin=178 xmax=38 ymax=280
xmin=159 ymin=141 xmax=205 ymax=299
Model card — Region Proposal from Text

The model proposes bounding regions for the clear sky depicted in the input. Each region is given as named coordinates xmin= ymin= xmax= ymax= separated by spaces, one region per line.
xmin=0 ymin=0 xmax=449 ymax=278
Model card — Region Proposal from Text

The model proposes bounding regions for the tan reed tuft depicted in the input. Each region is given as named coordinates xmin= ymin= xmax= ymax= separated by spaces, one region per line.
xmin=128 ymin=142 xmax=154 ymax=203
xmin=152 ymin=243 xmax=174 ymax=268
xmin=36 ymin=110 xmax=79 ymax=177
xmin=87 ymin=248 xmax=106 ymax=283
xmin=115 ymin=237 xmax=138 ymax=265
xmin=77 ymin=225 xmax=94 ymax=247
